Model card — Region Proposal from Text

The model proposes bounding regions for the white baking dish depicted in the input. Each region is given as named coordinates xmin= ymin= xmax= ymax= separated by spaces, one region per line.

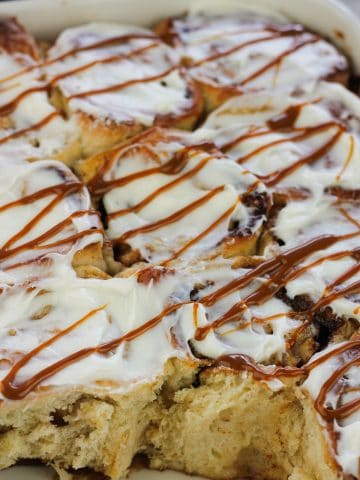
xmin=0 ymin=0 xmax=358 ymax=478
xmin=0 ymin=0 xmax=359 ymax=71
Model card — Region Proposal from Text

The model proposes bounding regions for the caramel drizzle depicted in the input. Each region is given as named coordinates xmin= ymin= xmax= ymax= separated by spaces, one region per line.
xmin=190 ymin=23 xmax=321 ymax=87
xmin=0 ymin=85 xmax=49 ymax=117
xmin=192 ymin=32 xmax=285 ymax=67
xmin=191 ymin=25 xmax=316 ymax=70
xmin=93 ymin=135 xmax=243 ymax=263
xmin=0 ymin=112 xmax=59 ymax=145
xmin=67 ymin=65 xmax=176 ymax=100
xmin=113 ymin=185 xmax=226 ymax=243
xmin=88 ymin=136 xmax=216 ymax=195
xmin=97 ymin=132 xmax=263 ymax=263
xmin=235 ymin=122 xmax=340 ymax=164
xmin=161 ymin=203 xmax=238 ymax=266
xmin=0 ymin=33 xmax=158 ymax=85
xmin=1 ymin=230 xmax=359 ymax=439
xmin=0 ymin=178 xmax=101 ymax=266
xmin=48 ymin=42 xmax=159 ymax=86
xmin=0 ymin=34 xmax=187 ymax=143
xmin=239 ymin=36 xmax=319 ymax=86
xmin=1 ymin=302 xmax=184 ymax=400
xmin=0 ymin=25 xmax=324 ymax=135
xmin=0 ymin=24 xmax=357 ymax=431
xmin=258 ymin=128 xmax=343 ymax=187
xmin=215 ymin=340 xmax=360 ymax=423
xmin=314 ymin=344 xmax=360 ymax=421
xmin=201 ymin=234 xmax=342 ymax=307
xmin=221 ymin=100 xmax=346 ymax=187
xmin=220 ymin=100 xmax=322 ymax=153
xmin=173 ymin=21 xmax=306 ymax=46
xmin=3 ymin=232 xmax=358 ymax=401
xmin=336 ymin=135 xmax=355 ymax=181
xmin=198 ymin=230 xmax=360 ymax=340
xmin=107 ymin=153 xmax=213 ymax=220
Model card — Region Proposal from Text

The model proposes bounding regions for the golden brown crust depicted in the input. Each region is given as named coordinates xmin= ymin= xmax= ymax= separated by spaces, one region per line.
xmin=154 ymin=72 xmax=204 ymax=129
xmin=76 ymin=111 xmax=144 ymax=159
xmin=72 ymin=243 xmax=107 ymax=274
xmin=0 ymin=17 xmax=40 ymax=61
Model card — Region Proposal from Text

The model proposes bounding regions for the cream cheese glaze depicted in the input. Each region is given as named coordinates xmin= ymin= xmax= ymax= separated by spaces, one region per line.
xmin=158 ymin=13 xmax=348 ymax=93
xmin=0 ymin=20 xmax=78 ymax=161
xmin=0 ymin=259 xmax=191 ymax=396
xmin=45 ymin=23 xmax=199 ymax=127
xmin=197 ymin=80 xmax=360 ymax=325
xmin=198 ymin=81 xmax=360 ymax=193
xmin=0 ymin=157 xmax=103 ymax=280
xmin=86 ymin=128 xmax=269 ymax=266
xmin=303 ymin=341 xmax=360 ymax=478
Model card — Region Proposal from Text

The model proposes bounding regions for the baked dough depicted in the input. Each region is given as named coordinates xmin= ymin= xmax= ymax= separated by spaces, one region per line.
xmin=0 ymin=11 xmax=357 ymax=480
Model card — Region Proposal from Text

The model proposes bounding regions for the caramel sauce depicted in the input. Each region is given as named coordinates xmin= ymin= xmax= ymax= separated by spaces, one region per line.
xmin=200 ymin=234 xmax=341 ymax=307
xmin=236 ymin=121 xmax=339 ymax=163
xmin=267 ymin=104 xmax=303 ymax=130
xmin=49 ymin=33 xmax=157 ymax=65
xmin=336 ymin=135 xmax=354 ymax=181
xmin=107 ymin=154 xmax=213 ymax=220
xmin=114 ymin=185 xmax=225 ymax=243
xmin=1 ymin=226 xmax=359 ymax=449
xmin=88 ymin=139 xmax=216 ymax=195
xmin=213 ymin=353 xmax=305 ymax=380
xmin=49 ymin=42 xmax=159 ymax=86
xmin=68 ymin=66 xmax=176 ymax=100
xmin=161 ymin=203 xmax=237 ymax=266
xmin=191 ymin=24 xmax=314 ymax=71
xmin=258 ymin=128 xmax=343 ymax=187
xmin=314 ymin=344 xmax=360 ymax=421
xmin=0 ymin=178 xmax=101 ymax=266
xmin=0 ymin=33 xmax=158 ymax=85
xmin=0 ymin=85 xmax=49 ymax=117
xmin=216 ymin=340 xmax=360 ymax=423
xmin=219 ymin=96 xmax=352 ymax=191
xmin=0 ymin=112 xmax=60 ymax=145
xmin=192 ymin=32 xmax=283 ymax=67
xmin=240 ymin=36 xmax=319 ymax=86
xmin=1 ymin=302 xmax=185 ymax=400
xmin=0 ymin=33 xmax=195 ymax=141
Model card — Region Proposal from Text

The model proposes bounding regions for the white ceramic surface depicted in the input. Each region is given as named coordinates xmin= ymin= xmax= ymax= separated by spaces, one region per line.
xmin=0 ymin=0 xmax=358 ymax=479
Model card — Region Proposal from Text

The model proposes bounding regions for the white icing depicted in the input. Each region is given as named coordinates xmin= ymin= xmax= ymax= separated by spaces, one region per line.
xmin=199 ymin=81 xmax=360 ymax=193
xmin=46 ymin=23 xmax=196 ymax=126
xmin=0 ymin=255 xmax=300 ymax=398
xmin=0 ymin=260 xmax=188 ymax=392
xmin=0 ymin=43 xmax=78 ymax=161
xmin=0 ymin=158 xmax=102 ymax=280
xmin=102 ymin=129 xmax=267 ymax=265
xmin=174 ymin=261 xmax=301 ymax=363
xmin=168 ymin=14 xmax=347 ymax=91
xmin=303 ymin=343 xmax=360 ymax=477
